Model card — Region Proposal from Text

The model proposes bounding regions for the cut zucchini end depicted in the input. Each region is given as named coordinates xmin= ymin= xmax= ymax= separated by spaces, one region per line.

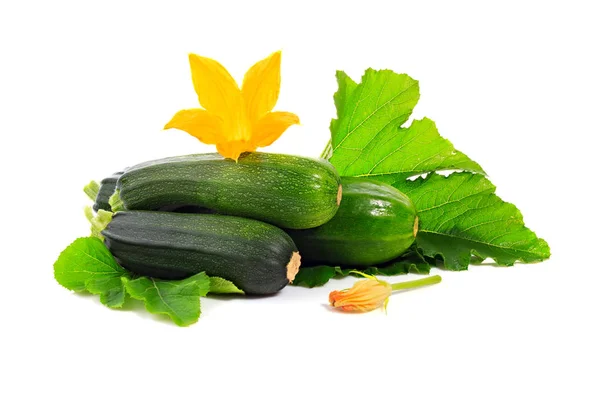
xmin=336 ymin=184 xmax=343 ymax=206
xmin=287 ymin=251 xmax=302 ymax=283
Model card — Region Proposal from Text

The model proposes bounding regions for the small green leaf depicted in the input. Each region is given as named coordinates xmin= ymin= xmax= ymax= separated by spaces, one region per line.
xmin=292 ymin=249 xmax=433 ymax=288
xmin=292 ymin=265 xmax=341 ymax=288
xmin=209 ymin=276 xmax=244 ymax=294
xmin=86 ymin=276 xmax=129 ymax=308
xmin=124 ymin=273 xmax=211 ymax=327
xmin=367 ymin=258 xmax=431 ymax=276
xmin=395 ymin=172 xmax=551 ymax=270
xmin=53 ymin=237 xmax=130 ymax=308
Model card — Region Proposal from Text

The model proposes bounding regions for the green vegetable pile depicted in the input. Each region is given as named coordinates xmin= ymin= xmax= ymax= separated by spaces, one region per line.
xmin=54 ymin=68 xmax=550 ymax=326
xmin=297 ymin=69 xmax=550 ymax=285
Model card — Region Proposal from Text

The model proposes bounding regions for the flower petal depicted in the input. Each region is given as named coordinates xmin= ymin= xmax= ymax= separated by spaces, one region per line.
xmin=164 ymin=108 xmax=222 ymax=144
xmin=252 ymin=111 xmax=300 ymax=147
xmin=188 ymin=54 xmax=243 ymax=118
xmin=216 ymin=140 xmax=256 ymax=161
xmin=188 ymin=53 xmax=253 ymax=148
xmin=242 ymin=51 xmax=281 ymax=123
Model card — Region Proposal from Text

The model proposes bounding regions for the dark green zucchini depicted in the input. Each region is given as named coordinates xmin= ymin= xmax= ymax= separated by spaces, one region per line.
xmin=102 ymin=211 xmax=301 ymax=295
xmin=113 ymin=152 xmax=342 ymax=229
xmin=93 ymin=171 xmax=124 ymax=212
xmin=287 ymin=177 xmax=418 ymax=266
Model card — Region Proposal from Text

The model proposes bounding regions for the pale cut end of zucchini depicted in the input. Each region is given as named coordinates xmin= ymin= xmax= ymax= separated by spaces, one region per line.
xmin=413 ymin=216 xmax=419 ymax=238
xmin=336 ymin=184 xmax=343 ymax=206
xmin=287 ymin=251 xmax=302 ymax=283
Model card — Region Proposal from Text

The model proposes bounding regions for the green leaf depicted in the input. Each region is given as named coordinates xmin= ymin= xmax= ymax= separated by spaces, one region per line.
xmin=54 ymin=237 xmax=224 ymax=324
xmin=322 ymin=71 xmax=361 ymax=159
xmin=54 ymin=237 xmax=130 ymax=308
xmin=292 ymin=249 xmax=433 ymax=288
xmin=86 ymin=276 xmax=130 ymax=308
xmin=329 ymin=70 xmax=359 ymax=137
xmin=124 ymin=273 xmax=211 ymax=327
xmin=292 ymin=265 xmax=342 ymax=288
xmin=209 ymin=276 xmax=244 ymax=295
xmin=329 ymin=69 xmax=484 ymax=181
xmin=331 ymin=69 xmax=419 ymax=152
xmin=395 ymin=173 xmax=551 ymax=270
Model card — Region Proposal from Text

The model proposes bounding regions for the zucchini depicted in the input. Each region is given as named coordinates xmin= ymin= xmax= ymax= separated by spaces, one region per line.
xmin=93 ymin=171 xmax=124 ymax=212
xmin=157 ymin=205 xmax=216 ymax=214
xmin=113 ymin=152 xmax=342 ymax=229
xmin=102 ymin=211 xmax=301 ymax=295
xmin=287 ymin=177 xmax=418 ymax=266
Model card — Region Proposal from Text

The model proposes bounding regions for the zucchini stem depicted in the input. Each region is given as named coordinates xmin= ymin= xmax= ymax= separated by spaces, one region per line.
xmin=83 ymin=181 xmax=100 ymax=201
xmin=109 ymin=190 xmax=125 ymax=212
xmin=84 ymin=206 xmax=113 ymax=241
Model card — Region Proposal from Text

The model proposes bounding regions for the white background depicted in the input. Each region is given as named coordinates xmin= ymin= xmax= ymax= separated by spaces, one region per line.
xmin=1 ymin=1 xmax=598 ymax=399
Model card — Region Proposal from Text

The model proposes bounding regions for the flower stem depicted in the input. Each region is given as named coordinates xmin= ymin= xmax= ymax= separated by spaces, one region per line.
xmin=390 ymin=275 xmax=442 ymax=291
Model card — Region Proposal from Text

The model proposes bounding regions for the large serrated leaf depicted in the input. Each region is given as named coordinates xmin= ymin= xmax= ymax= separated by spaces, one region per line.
xmin=395 ymin=173 xmax=550 ymax=270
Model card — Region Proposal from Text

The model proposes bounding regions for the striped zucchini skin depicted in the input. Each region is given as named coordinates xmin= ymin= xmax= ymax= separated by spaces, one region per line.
xmin=93 ymin=171 xmax=124 ymax=212
xmin=103 ymin=211 xmax=300 ymax=295
xmin=115 ymin=152 xmax=342 ymax=229
xmin=287 ymin=177 xmax=418 ymax=266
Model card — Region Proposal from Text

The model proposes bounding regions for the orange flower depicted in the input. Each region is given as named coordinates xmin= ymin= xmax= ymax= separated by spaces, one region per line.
xmin=329 ymin=276 xmax=392 ymax=313
xmin=329 ymin=272 xmax=442 ymax=313
xmin=164 ymin=51 xmax=300 ymax=161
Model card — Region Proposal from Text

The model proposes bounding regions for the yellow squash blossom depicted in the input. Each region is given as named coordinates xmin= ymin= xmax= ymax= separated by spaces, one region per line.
xmin=329 ymin=272 xmax=442 ymax=313
xmin=164 ymin=51 xmax=299 ymax=161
